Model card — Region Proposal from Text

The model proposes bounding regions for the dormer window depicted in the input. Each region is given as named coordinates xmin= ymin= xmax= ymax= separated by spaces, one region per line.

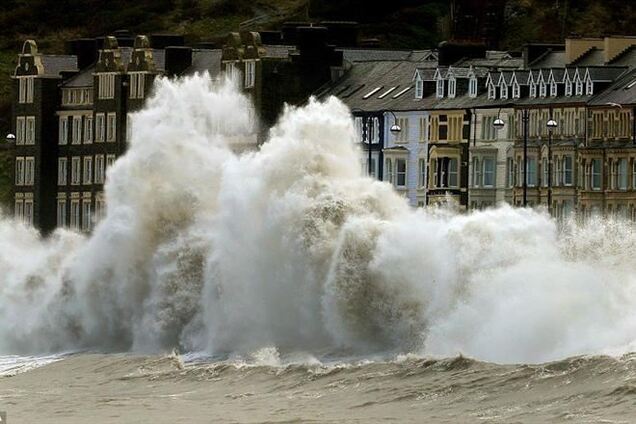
xmin=468 ymin=77 xmax=477 ymax=97
xmin=539 ymin=82 xmax=547 ymax=97
xmin=512 ymin=82 xmax=520 ymax=99
xmin=586 ymin=79 xmax=593 ymax=95
xmin=488 ymin=83 xmax=496 ymax=99
xmin=550 ymin=82 xmax=557 ymax=97
xmin=415 ymin=77 xmax=423 ymax=99
xmin=575 ymin=78 xmax=583 ymax=95
xmin=448 ymin=77 xmax=456 ymax=98
xmin=436 ymin=78 xmax=444 ymax=98
xmin=565 ymin=80 xmax=573 ymax=96
xmin=500 ymin=82 xmax=508 ymax=99
xmin=529 ymin=83 xmax=537 ymax=98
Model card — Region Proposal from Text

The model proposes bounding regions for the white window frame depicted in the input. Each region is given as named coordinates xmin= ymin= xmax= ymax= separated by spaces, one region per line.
xmin=469 ymin=77 xmax=477 ymax=98
xmin=59 ymin=116 xmax=69 ymax=145
xmin=57 ymin=198 xmax=67 ymax=227
xmin=94 ymin=155 xmax=105 ymax=184
xmin=95 ymin=113 xmax=105 ymax=142
xmin=58 ymin=157 xmax=68 ymax=186
xmin=16 ymin=117 xmax=26 ymax=145
xmin=72 ymin=116 xmax=82 ymax=144
xmin=84 ymin=115 xmax=93 ymax=143
xmin=98 ymin=73 xmax=116 ymax=99
xmin=488 ymin=83 xmax=496 ymax=99
xmin=24 ymin=157 xmax=35 ymax=186
xmin=25 ymin=116 xmax=35 ymax=145
xmin=70 ymin=198 xmax=81 ymax=230
xmin=83 ymin=156 xmax=92 ymax=185
xmin=71 ymin=156 xmax=81 ymax=186
xmin=448 ymin=77 xmax=456 ymax=98
xmin=395 ymin=158 xmax=407 ymax=187
xmin=15 ymin=157 xmax=25 ymax=186
xmin=23 ymin=197 xmax=34 ymax=225
xmin=415 ymin=77 xmax=424 ymax=99
xmin=106 ymin=113 xmax=116 ymax=142
xmin=244 ymin=60 xmax=256 ymax=88
xmin=18 ymin=76 xmax=34 ymax=104
xmin=436 ymin=78 xmax=444 ymax=98
xmin=82 ymin=198 xmax=92 ymax=232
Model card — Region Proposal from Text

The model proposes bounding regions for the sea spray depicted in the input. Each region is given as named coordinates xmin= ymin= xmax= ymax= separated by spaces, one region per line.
xmin=2 ymin=73 xmax=636 ymax=363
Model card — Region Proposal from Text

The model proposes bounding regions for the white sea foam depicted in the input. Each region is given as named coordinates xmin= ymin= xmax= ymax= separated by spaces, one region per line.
xmin=1 ymin=73 xmax=636 ymax=364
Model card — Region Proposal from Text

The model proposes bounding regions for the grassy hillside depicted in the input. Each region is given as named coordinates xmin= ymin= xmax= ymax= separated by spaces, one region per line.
xmin=0 ymin=0 xmax=634 ymax=209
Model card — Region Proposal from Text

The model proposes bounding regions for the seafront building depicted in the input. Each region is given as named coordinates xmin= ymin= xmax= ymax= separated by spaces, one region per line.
xmin=7 ymin=28 xmax=636 ymax=233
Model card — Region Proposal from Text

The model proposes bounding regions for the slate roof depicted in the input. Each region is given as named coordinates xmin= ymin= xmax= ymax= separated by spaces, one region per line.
xmin=588 ymin=68 xmax=636 ymax=106
xmin=529 ymin=50 xmax=566 ymax=69
xmin=454 ymin=54 xmax=523 ymax=69
xmin=338 ymin=48 xmax=437 ymax=64
xmin=62 ymin=66 xmax=94 ymax=87
xmin=609 ymin=46 xmax=636 ymax=68
xmin=184 ymin=49 xmax=222 ymax=76
xmin=318 ymin=60 xmax=438 ymax=111
xmin=586 ymin=66 xmax=628 ymax=82
xmin=41 ymin=55 xmax=78 ymax=77
xmin=571 ymin=47 xmax=605 ymax=66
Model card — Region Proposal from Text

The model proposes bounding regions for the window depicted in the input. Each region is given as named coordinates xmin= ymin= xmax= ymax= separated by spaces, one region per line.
xmin=436 ymin=78 xmax=444 ymax=98
xmin=14 ymin=197 xmax=24 ymax=221
xmin=542 ymin=157 xmax=548 ymax=187
xmin=483 ymin=157 xmax=495 ymax=187
xmin=365 ymin=157 xmax=377 ymax=178
xmin=618 ymin=158 xmax=628 ymax=190
xmin=432 ymin=157 xmax=458 ymax=188
xmin=529 ymin=83 xmax=537 ymax=98
xmin=591 ymin=158 xmax=601 ymax=190
xmin=550 ymin=82 xmax=557 ymax=97
xmin=71 ymin=157 xmax=81 ymax=185
xmin=527 ymin=158 xmax=537 ymax=187
xmin=481 ymin=116 xmax=496 ymax=141
xmin=539 ymin=82 xmax=547 ymax=97
xmin=396 ymin=159 xmax=407 ymax=187
xmin=575 ymin=78 xmax=583 ymax=96
xmin=507 ymin=158 xmax=514 ymax=188
xmin=98 ymin=73 xmax=115 ymax=99
xmin=18 ymin=77 xmax=34 ymax=103
xmin=95 ymin=113 xmax=105 ymax=142
xmin=106 ymin=154 xmax=116 ymax=171
xmin=24 ymin=157 xmax=34 ymax=186
xmin=72 ymin=116 xmax=82 ymax=144
xmin=472 ymin=157 xmax=481 ymax=187
xmin=226 ymin=61 xmax=238 ymax=80
xmin=586 ymin=80 xmax=593 ymax=95
xmin=565 ymin=81 xmax=573 ymax=96
xmin=448 ymin=77 xmax=456 ymax=98
xmin=419 ymin=117 xmax=426 ymax=142
xmin=415 ymin=78 xmax=423 ymax=99
xmin=106 ymin=113 xmax=116 ymax=142
xmin=385 ymin=158 xmax=393 ymax=183
xmin=500 ymin=82 xmax=508 ymax=99
xmin=25 ymin=116 xmax=35 ymax=145
xmin=59 ymin=116 xmax=69 ymax=145
xmin=395 ymin=118 xmax=409 ymax=142
xmin=84 ymin=115 xmax=93 ymax=143
xmin=95 ymin=196 xmax=106 ymax=222
xmin=70 ymin=198 xmax=80 ymax=230
xmin=57 ymin=198 xmax=67 ymax=227
xmin=16 ymin=117 xmax=25 ymax=145
xmin=82 ymin=198 xmax=92 ymax=232
xmin=58 ymin=158 xmax=67 ymax=185
xmin=563 ymin=156 xmax=573 ymax=186
xmin=23 ymin=198 xmax=33 ymax=225
xmin=83 ymin=157 xmax=92 ymax=185
xmin=469 ymin=77 xmax=477 ymax=97
xmin=129 ymin=72 xmax=145 ymax=99
xmin=512 ymin=82 xmax=520 ymax=99
xmin=419 ymin=159 xmax=426 ymax=187
xmin=15 ymin=157 xmax=25 ymax=185
xmin=488 ymin=83 xmax=496 ymax=99
xmin=245 ymin=61 xmax=256 ymax=88
xmin=94 ymin=155 xmax=105 ymax=184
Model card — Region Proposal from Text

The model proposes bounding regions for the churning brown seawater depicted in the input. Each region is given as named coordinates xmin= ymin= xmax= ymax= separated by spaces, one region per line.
xmin=5 ymin=75 xmax=636 ymax=423
xmin=2 ymin=353 xmax=636 ymax=423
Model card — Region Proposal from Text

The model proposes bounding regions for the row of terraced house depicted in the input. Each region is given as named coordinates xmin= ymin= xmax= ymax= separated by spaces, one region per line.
xmin=319 ymin=35 xmax=636 ymax=221
xmin=7 ymin=26 xmax=636 ymax=233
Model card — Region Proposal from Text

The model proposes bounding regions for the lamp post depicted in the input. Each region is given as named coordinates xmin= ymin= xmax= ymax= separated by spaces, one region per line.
xmin=494 ymin=108 xmax=529 ymax=206
xmin=5 ymin=133 xmax=15 ymax=143
xmin=546 ymin=117 xmax=558 ymax=215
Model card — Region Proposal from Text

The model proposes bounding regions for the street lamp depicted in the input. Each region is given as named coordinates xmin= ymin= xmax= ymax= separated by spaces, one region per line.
xmin=351 ymin=108 xmax=402 ymax=180
xmin=546 ymin=117 xmax=558 ymax=215
xmin=5 ymin=133 xmax=15 ymax=143
xmin=494 ymin=108 xmax=530 ymax=206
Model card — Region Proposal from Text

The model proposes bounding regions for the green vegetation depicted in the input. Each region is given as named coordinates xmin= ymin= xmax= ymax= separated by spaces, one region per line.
xmin=0 ymin=0 xmax=633 ymax=208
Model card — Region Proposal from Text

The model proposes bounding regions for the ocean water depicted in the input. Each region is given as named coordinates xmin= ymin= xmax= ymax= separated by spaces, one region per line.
xmin=1 ymin=74 xmax=636 ymax=422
